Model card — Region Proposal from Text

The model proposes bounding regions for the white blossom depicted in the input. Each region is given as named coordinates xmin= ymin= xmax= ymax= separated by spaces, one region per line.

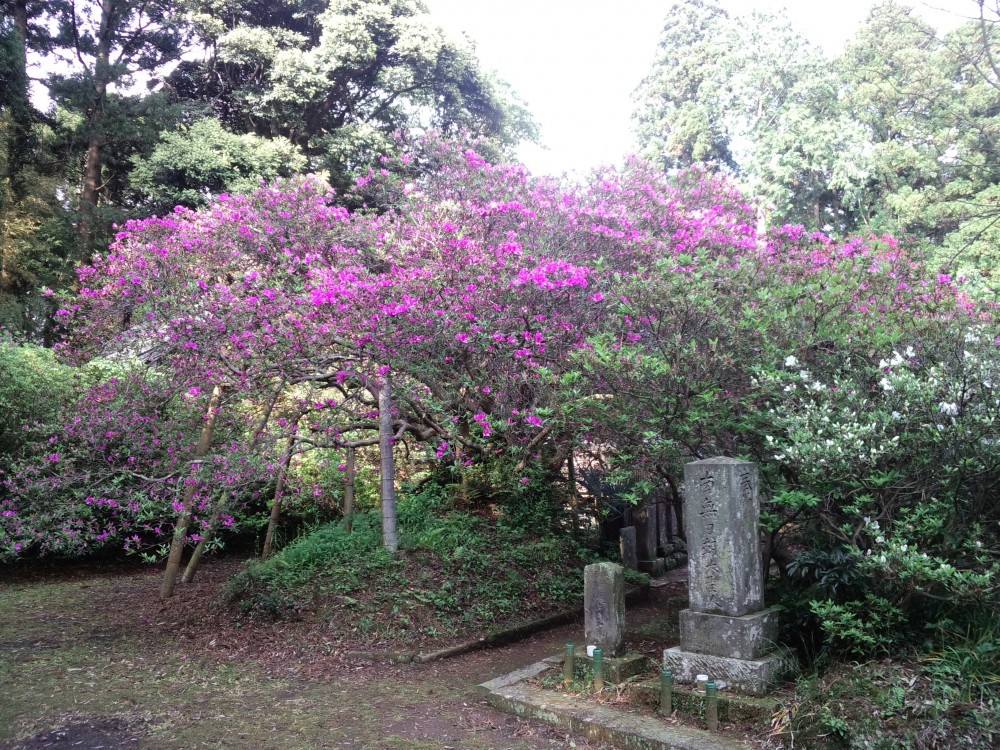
xmin=938 ymin=401 xmax=959 ymax=416
xmin=784 ymin=355 xmax=798 ymax=367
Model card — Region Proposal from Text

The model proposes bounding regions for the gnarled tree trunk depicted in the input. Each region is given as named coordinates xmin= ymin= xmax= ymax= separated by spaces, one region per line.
xmin=261 ymin=426 xmax=298 ymax=559
xmin=160 ymin=385 xmax=223 ymax=599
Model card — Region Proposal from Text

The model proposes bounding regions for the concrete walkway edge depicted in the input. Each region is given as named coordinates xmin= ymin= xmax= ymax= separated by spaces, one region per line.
xmin=478 ymin=658 xmax=750 ymax=750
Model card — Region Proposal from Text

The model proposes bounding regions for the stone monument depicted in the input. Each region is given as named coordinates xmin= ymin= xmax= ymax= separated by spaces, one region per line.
xmin=619 ymin=526 xmax=638 ymax=570
xmin=581 ymin=561 xmax=646 ymax=682
xmin=633 ymin=500 xmax=666 ymax=575
xmin=662 ymin=457 xmax=793 ymax=695
xmin=584 ymin=562 xmax=625 ymax=657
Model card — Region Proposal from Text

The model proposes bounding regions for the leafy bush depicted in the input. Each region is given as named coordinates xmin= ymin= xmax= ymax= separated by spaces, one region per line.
xmin=225 ymin=482 xmax=592 ymax=637
xmin=0 ymin=336 xmax=76 ymax=459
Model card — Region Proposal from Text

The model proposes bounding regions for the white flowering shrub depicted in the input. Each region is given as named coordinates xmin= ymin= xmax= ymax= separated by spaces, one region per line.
xmin=758 ymin=323 xmax=1000 ymax=653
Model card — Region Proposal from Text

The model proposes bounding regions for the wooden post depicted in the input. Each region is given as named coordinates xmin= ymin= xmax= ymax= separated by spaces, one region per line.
xmin=379 ymin=376 xmax=398 ymax=552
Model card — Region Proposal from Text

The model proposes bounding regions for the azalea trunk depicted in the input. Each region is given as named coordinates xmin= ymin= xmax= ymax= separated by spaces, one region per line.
xmin=343 ymin=444 xmax=355 ymax=533
xmin=261 ymin=427 xmax=297 ymax=560
xmin=180 ymin=381 xmax=285 ymax=582
xmin=180 ymin=507 xmax=218 ymax=584
xmin=379 ymin=377 xmax=398 ymax=553
xmin=160 ymin=385 xmax=223 ymax=600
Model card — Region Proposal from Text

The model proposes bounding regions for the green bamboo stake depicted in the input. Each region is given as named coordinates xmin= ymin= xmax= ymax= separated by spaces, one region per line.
xmin=592 ymin=648 xmax=604 ymax=693
xmin=563 ymin=643 xmax=575 ymax=686
xmin=705 ymin=680 xmax=718 ymax=731
xmin=659 ymin=668 xmax=673 ymax=715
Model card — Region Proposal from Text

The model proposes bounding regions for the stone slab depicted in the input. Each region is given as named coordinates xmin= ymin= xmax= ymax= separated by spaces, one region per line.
xmin=657 ymin=497 xmax=671 ymax=548
xmin=629 ymin=679 xmax=780 ymax=727
xmin=480 ymin=663 xmax=749 ymax=750
xmin=620 ymin=526 xmax=638 ymax=570
xmin=678 ymin=607 xmax=779 ymax=661
xmin=476 ymin=655 xmax=562 ymax=695
xmin=662 ymin=646 xmax=797 ymax=696
xmin=633 ymin=502 xmax=659 ymax=560
xmin=584 ymin=562 xmax=625 ymax=657
xmin=575 ymin=652 xmax=649 ymax=684
xmin=683 ymin=458 xmax=764 ymax=617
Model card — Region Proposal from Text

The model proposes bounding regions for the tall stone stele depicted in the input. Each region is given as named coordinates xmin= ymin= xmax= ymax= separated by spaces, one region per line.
xmin=663 ymin=458 xmax=794 ymax=695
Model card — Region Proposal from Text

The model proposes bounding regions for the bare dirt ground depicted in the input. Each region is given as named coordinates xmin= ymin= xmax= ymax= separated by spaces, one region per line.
xmin=0 ymin=559 xmax=688 ymax=750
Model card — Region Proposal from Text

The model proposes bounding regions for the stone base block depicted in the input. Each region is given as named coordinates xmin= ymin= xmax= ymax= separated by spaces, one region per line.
xmin=638 ymin=558 xmax=666 ymax=576
xmin=628 ymin=678 xmax=780 ymax=727
xmin=662 ymin=646 xmax=797 ymax=696
xmin=679 ymin=607 xmax=779 ymax=660
xmin=576 ymin=652 xmax=649 ymax=684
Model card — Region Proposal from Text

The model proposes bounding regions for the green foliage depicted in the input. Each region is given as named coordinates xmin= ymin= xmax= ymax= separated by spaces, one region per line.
xmin=810 ymin=595 xmax=907 ymax=658
xmin=773 ymin=659 xmax=999 ymax=750
xmin=226 ymin=483 xmax=588 ymax=636
xmin=170 ymin=0 xmax=535 ymax=193
xmin=634 ymin=0 xmax=1000 ymax=276
xmin=129 ymin=118 xmax=308 ymax=214
xmin=0 ymin=337 xmax=75 ymax=458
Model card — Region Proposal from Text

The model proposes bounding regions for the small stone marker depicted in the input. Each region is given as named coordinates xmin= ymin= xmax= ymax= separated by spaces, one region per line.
xmin=584 ymin=562 xmax=625 ymax=657
xmin=663 ymin=457 xmax=794 ymax=695
xmin=619 ymin=526 xmax=638 ymax=570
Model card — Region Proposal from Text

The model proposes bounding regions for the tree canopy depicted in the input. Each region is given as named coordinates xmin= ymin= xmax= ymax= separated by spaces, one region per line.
xmin=0 ymin=0 xmax=534 ymax=339
xmin=634 ymin=0 xmax=1000 ymax=285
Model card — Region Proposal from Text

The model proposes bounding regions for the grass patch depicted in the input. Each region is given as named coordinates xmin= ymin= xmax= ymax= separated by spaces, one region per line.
xmin=224 ymin=490 xmax=595 ymax=645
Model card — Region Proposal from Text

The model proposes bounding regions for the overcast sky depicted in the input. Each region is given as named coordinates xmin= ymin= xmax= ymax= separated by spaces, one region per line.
xmin=424 ymin=0 xmax=974 ymax=176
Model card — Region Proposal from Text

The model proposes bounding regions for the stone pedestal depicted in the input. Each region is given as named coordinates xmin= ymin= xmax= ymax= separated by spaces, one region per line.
xmin=678 ymin=608 xmax=778 ymax=661
xmin=663 ymin=458 xmax=794 ymax=694
xmin=662 ymin=647 xmax=796 ymax=696
xmin=584 ymin=562 xmax=625 ymax=657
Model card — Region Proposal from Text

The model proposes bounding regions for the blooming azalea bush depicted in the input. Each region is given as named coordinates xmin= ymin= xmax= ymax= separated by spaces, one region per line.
xmin=0 ymin=366 xmax=278 ymax=559
xmin=2 ymin=135 xmax=997 ymax=608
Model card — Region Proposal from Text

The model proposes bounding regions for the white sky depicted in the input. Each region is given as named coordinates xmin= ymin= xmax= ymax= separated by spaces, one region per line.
xmin=425 ymin=0 xmax=974 ymax=176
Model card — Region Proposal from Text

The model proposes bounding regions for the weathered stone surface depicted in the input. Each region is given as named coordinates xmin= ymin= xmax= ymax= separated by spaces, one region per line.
xmin=575 ymin=652 xmax=649 ymax=683
xmin=678 ymin=608 xmax=779 ymax=661
xmin=584 ymin=562 xmax=625 ymax=657
xmin=662 ymin=646 xmax=797 ymax=696
xmin=619 ymin=526 xmax=638 ymax=570
xmin=683 ymin=458 xmax=763 ymax=617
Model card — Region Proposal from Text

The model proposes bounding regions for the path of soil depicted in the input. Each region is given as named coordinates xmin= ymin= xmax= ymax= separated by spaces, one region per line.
xmin=0 ymin=559 xmax=690 ymax=750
